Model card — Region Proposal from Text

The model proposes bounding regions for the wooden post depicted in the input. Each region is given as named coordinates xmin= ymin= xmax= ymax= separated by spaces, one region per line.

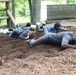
xmin=0 ymin=0 xmax=11 ymax=27
xmin=28 ymin=0 xmax=32 ymax=22
xmin=12 ymin=0 xmax=15 ymax=18
xmin=11 ymin=0 xmax=15 ymax=26
xmin=6 ymin=2 xmax=10 ymax=27
xmin=7 ymin=10 xmax=18 ymax=27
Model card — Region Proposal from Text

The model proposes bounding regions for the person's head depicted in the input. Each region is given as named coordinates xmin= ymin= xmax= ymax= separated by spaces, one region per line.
xmin=54 ymin=22 xmax=61 ymax=31
xmin=26 ymin=22 xmax=31 ymax=27
xmin=29 ymin=31 xmax=35 ymax=38
xmin=73 ymin=33 xmax=76 ymax=41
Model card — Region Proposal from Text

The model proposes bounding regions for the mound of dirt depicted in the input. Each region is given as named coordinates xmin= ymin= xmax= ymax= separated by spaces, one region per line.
xmin=0 ymin=26 xmax=76 ymax=75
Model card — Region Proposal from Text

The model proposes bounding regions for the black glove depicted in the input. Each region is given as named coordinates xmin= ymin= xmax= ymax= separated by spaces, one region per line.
xmin=8 ymin=28 xmax=13 ymax=31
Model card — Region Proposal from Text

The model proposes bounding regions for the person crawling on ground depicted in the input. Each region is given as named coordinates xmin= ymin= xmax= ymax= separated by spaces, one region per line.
xmin=25 ymin=29 xmax=76 ymax=49
xmin=8 ymin=22 xmax=36 ymax=40
xmin=43 ymin=22 xmax=67 ymax=34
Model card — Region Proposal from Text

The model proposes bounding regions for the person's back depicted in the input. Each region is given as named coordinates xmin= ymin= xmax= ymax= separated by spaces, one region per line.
xmin=44 ymin=22 xmax=65 ymax=33
xmin=47 ymin=25 xmax=54 ymax=32
xmin=48 ymin=31 xmax=74 ymax=45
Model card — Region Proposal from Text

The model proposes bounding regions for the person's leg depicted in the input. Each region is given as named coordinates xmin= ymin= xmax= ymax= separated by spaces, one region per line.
xmin=43 ymin=26 xmax=49 ymax=34
xmin=29 ymin=33 xmax=50 ymax=47
xmin=9 ymin=30 xmax=18 ymax=37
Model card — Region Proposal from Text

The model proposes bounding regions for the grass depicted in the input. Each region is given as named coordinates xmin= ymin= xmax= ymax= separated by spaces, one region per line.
xmin=0 ymin=16 xmax=30 ymax=26
xmin=16 ymin=16 xmax=30 ymax=25
xmin=0 ymin=16 xmax=46 ymax=27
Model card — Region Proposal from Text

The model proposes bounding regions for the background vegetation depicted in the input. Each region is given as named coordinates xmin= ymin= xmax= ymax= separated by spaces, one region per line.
xmin=0 ymin=0 xmax=76 ymax=25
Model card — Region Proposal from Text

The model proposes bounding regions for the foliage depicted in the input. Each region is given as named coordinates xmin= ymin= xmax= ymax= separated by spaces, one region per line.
xmin=0 ymin=3 xmax=6 ymax=17
xmin=15 ymin=0 xmax=29 ymax=17
xmin=51 ymin=0 xmax=76 ymax=4
xmin=0 ymin=3 xmax=6 ymax=23
xmin=0 ymin=0 xmax=76 ymax=24
xmin=66 ymin=0 xmax=76 ymax=4
xmin=0 ymin=0 xmax=30 ymax=24
xmin=0 ymin=0 xmax=76 ymax=17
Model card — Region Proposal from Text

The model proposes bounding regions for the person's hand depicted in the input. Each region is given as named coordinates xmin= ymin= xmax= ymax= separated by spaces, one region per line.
xmin=53 ymin=30 xmax=58 ymax=33
xmin=64 ymin=28 xmax=67 ymax=30
xmin=25 ymin=36 xmax=29 ymax=40
xmin=0 ymin=57 xmax=4 ymax=65
xmin=62 ymin=44 xmax=76 ymax=49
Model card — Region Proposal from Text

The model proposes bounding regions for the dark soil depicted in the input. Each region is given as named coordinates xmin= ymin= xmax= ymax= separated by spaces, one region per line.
xmin=0 ymin=26 xmax=76 ymax=75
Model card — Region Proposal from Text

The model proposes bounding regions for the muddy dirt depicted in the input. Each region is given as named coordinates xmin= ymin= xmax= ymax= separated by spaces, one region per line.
xmin=0 ymin=22 xmax=76 ymax=75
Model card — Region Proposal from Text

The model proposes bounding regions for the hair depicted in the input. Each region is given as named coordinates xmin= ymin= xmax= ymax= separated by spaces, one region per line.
xmin=29 ymin=31 xmax=35 ymax=38
xmin=26 ymin=22 xmax=31 ymax=27
xmin=54 ymin=22 xmax=61 ymax=28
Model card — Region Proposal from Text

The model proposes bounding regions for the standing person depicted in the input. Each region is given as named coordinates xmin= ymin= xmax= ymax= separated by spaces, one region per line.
xmin=26 ymin=31 xmax=76 ymax=49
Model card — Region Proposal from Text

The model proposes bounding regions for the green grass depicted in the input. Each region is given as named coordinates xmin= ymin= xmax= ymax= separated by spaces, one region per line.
xmin=0 ymin=16 xmax=30 ymax=26
xmin=0 ymin=16 xmax=46 ymax=26
xmin=16 ymin=16 xmax=30 ymax=24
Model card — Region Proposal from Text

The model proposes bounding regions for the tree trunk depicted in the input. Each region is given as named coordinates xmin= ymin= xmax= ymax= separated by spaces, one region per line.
xmin=12 ymin=0 xmax=15 ymax=18
xmin=31 ymin=0 xmax=41 ymax=24
xmin=28 ymin=0 xmax=32 ymax=22
xmin=11 ymin=0 xmax=15 ymax=27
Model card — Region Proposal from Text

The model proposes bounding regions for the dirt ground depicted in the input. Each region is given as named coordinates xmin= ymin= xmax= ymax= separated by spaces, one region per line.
xmin=0 ymin=20 xmax=76 ymax=75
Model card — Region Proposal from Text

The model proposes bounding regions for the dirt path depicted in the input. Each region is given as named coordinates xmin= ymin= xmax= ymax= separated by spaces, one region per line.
xmin=0 ymin=22 xmax=76 ymax=75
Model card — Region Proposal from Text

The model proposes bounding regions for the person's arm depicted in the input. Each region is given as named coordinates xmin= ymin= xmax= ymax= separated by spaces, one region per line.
xmin=25 ymin=35 xmax=30 ymax=40
xmin=61 ymin=44 xmax=76 ymax=49
xmin=25 ymin=31 xmax=35 ymax=40
xmin=19 ymin=31 xmax=29 ymax=39
xmin=60 ymin=26 xmax=67 ymax=31
xmin=24 ymin=31 xmax=34 ymax=40
xmin=54 ymin=27 xmax=64 ymax=33
xmin=61 ymin=35 xmax=76 ymax=49
xmin=54 ymin=28 xmax=67 ymax=33
xmin=19 ymin=34 xmax=30 ymax=40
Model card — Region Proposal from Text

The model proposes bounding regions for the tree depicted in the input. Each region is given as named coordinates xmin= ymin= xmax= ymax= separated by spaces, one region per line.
xmin=66 ymin=0 xmax=76 ymax=4
xmin=31 ymin=0 xmax=41 ymax=24
xmin=0 ymin=3 xmax=6 ymax=23
xmin=51 ymin=0 xmax=62 ymax=4
xmin=51 ymin=0 xmax=76 ymax=4
xmin=28 ymin=0 xmax=41 ymax=24
xmin=15 ymin=0 xmax=27 ymax=16
xmin=28 ymin=0 xmax=32 ymax=22
xmin=12 ymin=0 xmax=15 ymax=18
